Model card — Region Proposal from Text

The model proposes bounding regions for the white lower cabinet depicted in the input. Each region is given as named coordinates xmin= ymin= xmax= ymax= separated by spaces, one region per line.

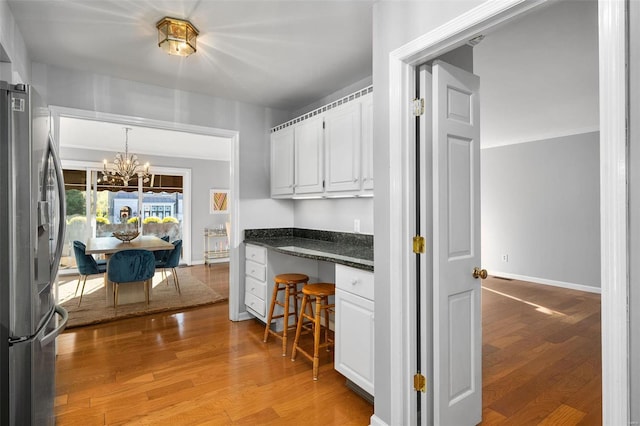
xmin=335 ymin=264 xmax=374 ymax=396
xmin=244 ymin=244 xmax=268 ymax=319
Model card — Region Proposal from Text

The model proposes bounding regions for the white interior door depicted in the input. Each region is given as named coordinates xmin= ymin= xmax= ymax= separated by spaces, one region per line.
xmin=432 ymin=60 xmax=482 ymax=426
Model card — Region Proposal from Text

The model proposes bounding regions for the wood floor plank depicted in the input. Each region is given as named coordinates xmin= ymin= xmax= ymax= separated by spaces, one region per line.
xmin=538 ymin=405 xmax=587 ymax=426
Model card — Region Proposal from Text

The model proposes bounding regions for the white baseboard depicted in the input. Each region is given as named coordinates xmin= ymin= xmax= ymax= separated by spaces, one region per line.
xmin=489 ymin=271 xmax=601 ymax=294
xmin=236 ymin=311 xmax=253 ymax=321
xmin=369 ymin=414 xmax=387 ymax=426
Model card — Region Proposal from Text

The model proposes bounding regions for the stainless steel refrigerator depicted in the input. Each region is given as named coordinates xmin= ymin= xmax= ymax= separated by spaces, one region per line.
xmin=0 ymin=81 xmax=68 ymax=425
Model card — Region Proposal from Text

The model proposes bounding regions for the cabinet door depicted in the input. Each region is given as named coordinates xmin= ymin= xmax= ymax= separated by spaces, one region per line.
xmin=294 ymin=117 xmax=324 ymax=195
xmin=324 ymin=101 xmax=362 ymax=193
xmin=270 ymin=127 xmax=295 ymax=197
xmin=335 ymin=288 xmax=375 ymax=396
xmin=361 ymin=93 xmax=374 ymax=191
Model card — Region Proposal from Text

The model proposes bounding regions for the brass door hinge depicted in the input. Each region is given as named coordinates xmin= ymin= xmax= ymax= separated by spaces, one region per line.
xmin=413 ymin=235 xmax=425 ymax=254
xmin=414 ymin=373 xmax=426 ymax=393
xmin=412 ymin=98 xmax=425 ymax=117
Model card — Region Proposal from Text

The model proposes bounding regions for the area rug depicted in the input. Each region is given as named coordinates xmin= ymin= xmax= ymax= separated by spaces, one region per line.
xmin=58 ymin=269 xmax=226 ymax=328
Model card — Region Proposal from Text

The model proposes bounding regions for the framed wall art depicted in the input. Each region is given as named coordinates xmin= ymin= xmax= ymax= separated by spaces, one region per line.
xmin=210 ymin=189 xmax=229 ymax=214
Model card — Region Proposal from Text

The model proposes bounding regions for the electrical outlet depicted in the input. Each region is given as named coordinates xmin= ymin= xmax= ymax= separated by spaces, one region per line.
xmin=501 ymin=254 xmax=509 ymax=262
xmin=354 ymin=219 xmax=360 ymax=233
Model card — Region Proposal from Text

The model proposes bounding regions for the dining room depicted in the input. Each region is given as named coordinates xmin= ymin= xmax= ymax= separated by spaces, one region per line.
xmin=55 ymin=114 xmax=234 ymax=328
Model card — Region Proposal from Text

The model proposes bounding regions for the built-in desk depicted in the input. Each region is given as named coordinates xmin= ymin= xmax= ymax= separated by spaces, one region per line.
xmin=243 ymin=228 xmax=373 ymax=272
xmin=243 ymin=228 xmax=374 ymax=399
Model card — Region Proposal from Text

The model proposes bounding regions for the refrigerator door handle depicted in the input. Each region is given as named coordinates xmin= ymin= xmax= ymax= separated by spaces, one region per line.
xmin=7 ymin=307 xmax=55 ymax=346
xmin=40 ymin=305 xmax=68 ymax=347
xmin=47 ymin=134 xmax=66 ymax=281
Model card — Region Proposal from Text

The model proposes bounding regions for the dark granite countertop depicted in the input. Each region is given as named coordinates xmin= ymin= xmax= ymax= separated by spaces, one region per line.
xmin=244 ymin=228 xmax=373 ymax=272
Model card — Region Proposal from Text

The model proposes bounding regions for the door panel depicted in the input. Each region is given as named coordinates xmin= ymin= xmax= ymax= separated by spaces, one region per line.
xmin=361 ymin=93 xmax=374 ymax=190
xmin=335 ymin=289 xmax=375 ymax=396
xmin=324 ymin=101 xmax=361 ymax=192
xmin=294 ymin=117 xmax=324 ymax=194
xmin=432 ymin=60 xmax=481 ymax=426
xmin=448 ymin=290 xmax=474 ymax=403
xmin=448 ymin=136 xmax=473 ymax=258
xmin=270 ymin=127 xmax=295 ymax=196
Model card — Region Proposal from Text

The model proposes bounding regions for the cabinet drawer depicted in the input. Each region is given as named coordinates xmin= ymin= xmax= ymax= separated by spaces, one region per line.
xmin=246 ymin=276 xmax=267 ymax=300
xmin=245 ymin=260 xmax=266 ymax=282
xmin=246 ymin=244 xmax=267 ymax=265
xmin=245 ymin=291 xmax=266 ymax=317
xmin=336 ymin=264 xmax=374 ymax=300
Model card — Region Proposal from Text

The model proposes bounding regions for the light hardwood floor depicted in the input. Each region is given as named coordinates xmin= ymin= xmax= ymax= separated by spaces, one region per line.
xmin=480 ymin=276 xmax=602 ymax=425
xmin=55 ymin=264 xmax=373 ymax=425
xmin=55 ymin=266 xmax=601 ymax=425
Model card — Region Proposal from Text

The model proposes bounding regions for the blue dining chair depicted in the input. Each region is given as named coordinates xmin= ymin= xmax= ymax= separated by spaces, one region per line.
xmin=156 ymin=239 xmax=182 ymax=294
xmin=107 ymin=249 xmax=156 ymax=308
xmin=153 ymin=235 xmax=171 ymax=262
xmin=72 ymin=240 xmax=107 ymax=307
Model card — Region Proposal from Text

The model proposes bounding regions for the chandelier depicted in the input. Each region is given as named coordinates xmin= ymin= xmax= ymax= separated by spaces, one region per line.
xmin=102 ymin=127 xmax=150 ymax=187
xmin=156 ymin=17 xmax=199 ymax=57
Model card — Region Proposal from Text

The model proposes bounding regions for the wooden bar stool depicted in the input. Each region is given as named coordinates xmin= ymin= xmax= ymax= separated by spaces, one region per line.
xmin=291 ymin=283 xmax=335 ymax=380
xmin=263 ymin=273 xmax=309 ymax=356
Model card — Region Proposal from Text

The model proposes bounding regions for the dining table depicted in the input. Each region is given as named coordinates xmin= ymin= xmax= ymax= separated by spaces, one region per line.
xmin=86 ymin=235 xmax=175 ymax=306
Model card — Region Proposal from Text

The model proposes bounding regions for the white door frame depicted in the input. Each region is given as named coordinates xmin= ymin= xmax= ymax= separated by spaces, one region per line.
xmin=387 ymin=0 xmax=627 ymax=424
xmin=49 ymin=106 xmax=243 ymax=322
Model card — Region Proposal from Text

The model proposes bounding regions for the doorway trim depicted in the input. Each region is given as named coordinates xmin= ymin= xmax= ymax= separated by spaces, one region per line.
xmin=387 ymin=0 xmax=626 ymax=424
xmin=49 ymin=106 xmax=243 ymax=322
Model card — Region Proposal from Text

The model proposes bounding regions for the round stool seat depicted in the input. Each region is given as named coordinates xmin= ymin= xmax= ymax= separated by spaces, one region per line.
xmin=275 ymin=273 xmax=309 ymax=285
xmin=302 ymin=283 xmax=335 ymax=297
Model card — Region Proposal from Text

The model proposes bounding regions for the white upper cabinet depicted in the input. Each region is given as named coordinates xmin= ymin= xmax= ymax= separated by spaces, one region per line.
xmin=324 ymin=100 xmax=362 ymax=193
xmin=269 ymin=86 xmax=373 ymax=199
xmin=294 ymin=116 xmax=324 ymax=195
xmin=361 ymin=93 xmax=374 ymax=192
xmin=270 ymin=126 xmax=295 ymax=197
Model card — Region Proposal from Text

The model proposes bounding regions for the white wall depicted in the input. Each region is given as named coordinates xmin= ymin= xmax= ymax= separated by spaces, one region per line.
xmin=60 ymin=146 xmax=230 ymax=262
xmin=474 ymin=0 xmax=599 ymax=148
xmin=31 ymin=62 xmax=292 ymax=318
xmin=481 ymin=132 xmax=600 ymax=290
xmin=372 ymin=1 xmax=486 ymax=423
xmin=0 ymin=0 xmax=30 ymax=83
xmin=293 ymin=198 xmax=373 ymax=234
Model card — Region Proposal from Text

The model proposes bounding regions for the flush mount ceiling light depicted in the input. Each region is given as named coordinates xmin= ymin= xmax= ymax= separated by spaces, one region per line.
xmin=156 ymin=17 xmax=199 ymax=57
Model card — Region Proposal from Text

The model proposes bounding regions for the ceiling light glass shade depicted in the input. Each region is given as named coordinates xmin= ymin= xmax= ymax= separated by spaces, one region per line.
xmin=156 ymin=17 xmax=198 ymax=57
xmin=102 ymin=128 xmax=150 ymax=187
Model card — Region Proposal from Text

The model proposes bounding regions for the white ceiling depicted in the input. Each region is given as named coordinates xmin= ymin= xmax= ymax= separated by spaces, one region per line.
xmin=7 ymin=0 xmax=373 ymax=112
